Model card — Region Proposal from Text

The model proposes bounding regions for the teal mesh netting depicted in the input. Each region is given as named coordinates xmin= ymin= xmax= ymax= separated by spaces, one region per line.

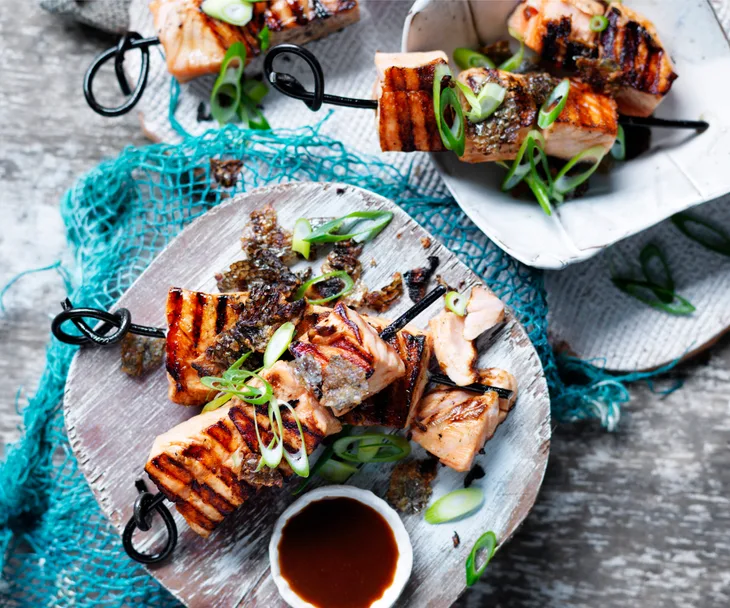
xmin=1 ymin=120 xmax=655 ymax=606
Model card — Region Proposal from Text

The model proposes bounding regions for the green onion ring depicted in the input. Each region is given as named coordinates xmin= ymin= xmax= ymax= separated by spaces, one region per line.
xmin=611 ymin=278 xmax=695 ymax=316
xmin=501 ymin=130 xmax=544 ymax=191
xmin=303 ymin=210 xmax=394 ymax=244
xmin=611 ymin=124 xmax=626 ymax=161
xmin=210 ymin=42 xmax=247 ymax=125
xmin=433 ymin=63 xmax=452 ymax=146
xmin=200 ymin=368 xmax=273 ymax=405
xmin=319 ymin=459 xmax=358 ymax=483
xmin=291 ymin=218 xmax=312 ymax=259
xmin=258 ymin=25 xmax=271 ymax=51
xmin=332 ymin=434 xmax=411 ymax=463
xmin=453 ymin=48 xmax=496 ymax=71
xmin=242 ymin=79 xmax=268 ymax=105
xmin=254 ymin=397 xmax=284 ymax=470
xmin=456 ymin=81 xmax=506 ymax=123
xmin=590 ymin=15 xmax=609 ymax=32
xmin=202 ymin=392 xmax=233 ymax=413
xmin=201 ymin=0 xmax=253 ymax=26
xmin=499 ymin=30 xmax=525 ymax=72
xmin=466 ymin=531 xmax=498 ymax=587
xmin=671 ymin=213 xmax=730 ymax=256
xmin=281 ymin=402 xmax=310 ymax=477
xmin=445 ymin=291 xmax=467 ymax=316
xmin=424 ymin=488 xmax=484 ymax=524
xmin=263 ymin=322 xmax=296 ymax=369
xmin=553 ymin=145 xmax=605 ymax=195
xmin=292 ymin=425 xmax=353 ymax=495
xmin=438 ymin=87 xmax=466 ymax=157
xmin=238 ymin=101 xmax=271 ymax=130
xmin=294 ymin=271 xmax=355 ymax=305
xmin=525 ymin=173 xmax=553 ymax=216
xmin=639 ymin=243 xmax=675 ymax=303
xmin=537 ymin=79 xmax=570 ymax=129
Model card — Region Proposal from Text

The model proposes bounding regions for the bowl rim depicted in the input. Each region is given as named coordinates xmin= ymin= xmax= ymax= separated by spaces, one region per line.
xmin=268 ymin=485 xmax=414 ymax=608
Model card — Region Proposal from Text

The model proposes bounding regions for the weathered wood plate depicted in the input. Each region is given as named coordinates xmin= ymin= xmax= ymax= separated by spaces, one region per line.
xmin=64 ymin=182 xmax=550 ymax=607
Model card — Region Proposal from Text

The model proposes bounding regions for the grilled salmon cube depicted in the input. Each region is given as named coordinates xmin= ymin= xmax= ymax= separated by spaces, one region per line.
xmin=463 ymin=286 xmax=506 ymax=341
xmin=410 ymin=369 xmax=518 ymax=472
xmin=290 ymin=303 xmax=405 ymax=414
xmin=598 ymin=2 xmax=677 ymax=117
xmin=542 ymin=78 xmax=618 ymax=160
xmin=507 ymin=0 xmax=604 ymax=68
xmin=457 ymin=68 xmax=542 ymax=163
xmin=375 ymin=51 xmax=448 ymax=152
xmin=429 ymin=308 xmax=477 ymax=386
xmin=151 ymin=0 xmax=360 ymax=82
xmin=343 ymin=323 xmax=432 ymax=429
xmin=165 ymin=288 xmax=248 ymax=406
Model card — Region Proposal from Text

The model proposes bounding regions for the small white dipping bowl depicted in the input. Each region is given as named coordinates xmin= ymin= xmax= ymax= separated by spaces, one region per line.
xmin=269 ymin=486 xmax=413 ymax=608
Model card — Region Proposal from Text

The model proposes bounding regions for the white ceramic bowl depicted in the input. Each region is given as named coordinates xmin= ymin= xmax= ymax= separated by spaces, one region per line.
xmin=268 ymin=486 xmax=413 ymax=608
xmin=403 ymin=0 xmax=730 ymax=269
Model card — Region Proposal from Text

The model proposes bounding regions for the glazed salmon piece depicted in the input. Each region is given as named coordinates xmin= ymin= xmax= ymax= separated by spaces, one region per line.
xmin=429 ymin=308 xmax=477 ymax=387
xmin=542 ymin=78 xmax=618 ymax=160
xmin=150 ymin=0 xmax=360 ymax=81
xmin=597 ymin=2 xmax=677 ymax=117
xmin=463 ymin=286 xmax=506 ymax=341
xmin=375 ymin=51 xmax=448 ymax=152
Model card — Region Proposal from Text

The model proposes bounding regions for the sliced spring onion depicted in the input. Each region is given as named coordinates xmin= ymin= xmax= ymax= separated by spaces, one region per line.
xmin=292 ymin=218 xmax=312 ymax=259
xmin=333 ymin=434 xmax=411 ymax=463
xmin=639 ymin=243 xmax=674 ymax=304
xmin=611 ymin=278 xmax=696 ymax=316
xmin=319 ymin=459 xmax=358 ymax=483
xmin=200 ymin=368 xmax=272 ymax=405
xmin=453 ymin=48 xmax=496 ymax=71
xmin=238 ymin=102 xmax=271 ymax=130
xmin=425 ymin=488 xmax=484 ymax=524
xmin=211 ymin=42 xmax=247 ymax=125
xmin=263 ymin=322 xmax=295 ymax=369
xmin=258 ymin=25 xmax=271 ymax=51
xmin=671 ymin=213 xmax=730 ymax=256
xmin=280 ymin=402 xmax=310 ymax=477
xmin=611 ymin=124 xmax=626 ymax=161
xmin=537 ymin=79 xmax=570 ymax=129
xmin=294 ymin=271 xmax=355 ymax=305
xmin=525 ymin=172 xmax=553 ymax=216
xmin=590 ymin=15 xmax=609 ymax=32
xmin=456 ymin=81 xmax=506 ymax=123
xmin=466 ymin=531 xmax=498 ymax=587
xmin=202 ymin=392 xmax=233 ymax=413
xmin=303 ymin=211 xmax=394 ymax=244
xmin=254 ymin=397 xmax=284 ymax=469
xmin=433 ymin=64 xmax=466 ymax=157
xmin=242 ymin=79 xmax=268 ymax=105
xmin=501 ymin=130 xmax=544 ymax=191
xmin=445 ymin=291 xmax=467 ymax=316
xmin=499 ymin=30 xmax=525 ymax=72
xmin=202 ymin=0 xmax=254 ymax=26
xmin=553 ymin=145 xmax=605 ymax=195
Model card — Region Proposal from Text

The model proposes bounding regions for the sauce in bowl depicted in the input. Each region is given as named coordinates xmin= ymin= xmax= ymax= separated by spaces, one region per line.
xmin=278 ymin=496 xmax=399 ymax=608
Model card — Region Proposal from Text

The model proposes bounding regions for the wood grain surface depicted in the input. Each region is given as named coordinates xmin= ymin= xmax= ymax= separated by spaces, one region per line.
xmin=3 ymin=4 xmax=730 ymax=607
xmin=63 ymin=183 xmax=551 ymax=607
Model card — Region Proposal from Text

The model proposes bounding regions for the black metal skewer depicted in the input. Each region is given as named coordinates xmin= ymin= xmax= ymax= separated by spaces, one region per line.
xmin=430 ymin=372 xmax=513 ymax=400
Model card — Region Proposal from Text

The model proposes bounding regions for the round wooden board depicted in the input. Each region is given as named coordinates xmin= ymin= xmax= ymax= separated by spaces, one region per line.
xmin=64 ymin=182 xmax=551 ymax=608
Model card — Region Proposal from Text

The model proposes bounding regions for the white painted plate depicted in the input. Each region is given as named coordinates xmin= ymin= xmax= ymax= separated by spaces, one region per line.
xmin=64 ymin=183 xmax=550 ymax=607
xmin=403 ymin=0 xmax=730 ymax=269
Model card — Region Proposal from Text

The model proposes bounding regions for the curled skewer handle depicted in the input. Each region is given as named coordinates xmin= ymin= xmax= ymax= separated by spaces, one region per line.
xmin=430 ymin=372 xmax=513 ymax=400
xmin=264 ymin=43 xmax=378 ymax=112
xmin=51 ymin=298 xmax=165 ymax=347
xmin=122 ymin=479 xmax=178 ymax=564
xmin=83 ymin=32 xmax=160 ymax=117
xmin=379 ymin=285 xmax=448 ymax=342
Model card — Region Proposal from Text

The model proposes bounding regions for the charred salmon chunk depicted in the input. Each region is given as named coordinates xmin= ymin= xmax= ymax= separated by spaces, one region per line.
xmin=151 ymin=0 xmax=360 ymax=81
xmin=463 ymin=286 xmax=506 ymax=341
xmin=290 ymin=303 xmax=405 ymax=415
xmin=410 ymin=369 xmax=518 ymax=472
xmin=165 ymin=288 xmax=248 ymax=406
xmin=542 ymin=79 xmax=618 ymax=160
xmin=429 ymin=308 xmax=477 ymax=386
xmin=507 ymin=0 xmax=604 ymax=69
xmin=375 ymin=51 xmax=448 ymax=152
xmin=597 ymin=2 xmax=677 ymax=117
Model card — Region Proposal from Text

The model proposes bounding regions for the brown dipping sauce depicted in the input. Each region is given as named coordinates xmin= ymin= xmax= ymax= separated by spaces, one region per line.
xmin=278 ymin=497 xmax=399 ymax=608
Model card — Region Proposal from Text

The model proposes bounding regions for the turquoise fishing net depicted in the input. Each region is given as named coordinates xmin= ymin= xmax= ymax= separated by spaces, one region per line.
xmin=1 ymin=118 xmax=654 ymax=606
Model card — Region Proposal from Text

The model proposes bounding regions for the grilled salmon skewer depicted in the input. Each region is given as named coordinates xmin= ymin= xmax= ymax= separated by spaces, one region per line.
xmin=507 ymin=0 xmax=677 ymax=117
xmin=150 ymin=0 xmax=360 ymax=81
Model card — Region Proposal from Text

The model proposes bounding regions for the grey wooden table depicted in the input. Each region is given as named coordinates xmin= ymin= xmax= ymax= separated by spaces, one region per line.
xmin=1 ymin=4 xmax=728 ymax=608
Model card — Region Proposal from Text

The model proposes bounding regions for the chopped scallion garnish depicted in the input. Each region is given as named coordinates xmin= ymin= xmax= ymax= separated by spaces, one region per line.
xmin=611 ymin=124 xmax=626 ymax=161
xmin=201 ymin=0 xmax=254 ymax=26
xmin=319 ymin=458 xmax=358 ymax=483
xmin=292 ymin=218 xmax=312 ymax=259
xmin=424 ymin=488 xmax=484 ymax=524
xmin=258 ymin=25 xmax=271 ymax=51
xmin=537 ymin=79 xmax=570 ymax=129
xmin=263 ymin=322 xmax=295 ymax=369
xmin=590 ymin=15 xmax=609 ymax=32
xmin=499 ymin=30 xmax=525 ymax=72
xmin=445 ymin=291 xmax=467 ymax=316
xmin=303 ymin=211 xmax=394 ymax=244
xmin=671 ymin=213 xmax=730 ymax=256
xmin=295 ymin=271 xmax=355 ymax=305
xmin=211 ymin=42 xmax=247 ymax=125
xmin=332 ymin=434 xmax=411 ymax=463
xmin=433 ymin=64 xmax=466 ymax=157
xmin=466 ymin=531 xmax=498 ymax=586
xmin=456 ymin=81 xmax=506 ymax=123
xmin=280 ymin=401 xmax=310 ymax=477
xmin=453 ymin=48 xmax=495 ymax=71
xmin=553 ymin=145 xmax=605 ymax=195
xmin=254 ymin=397 xmax=284 ymax=469
xmin=501 ymin=130 xmax=544 ymax=191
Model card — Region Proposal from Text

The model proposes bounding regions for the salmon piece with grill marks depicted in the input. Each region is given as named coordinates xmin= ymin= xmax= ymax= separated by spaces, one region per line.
xmin=375 ymin=51 xmax=447 ymax=153
xmin=150 ymin=0 xmax=360 ymax=82
xmin=429 ymin=309 xmax=477 ymax=387
xmin=165 ymin=287 xmax=248 ymax=406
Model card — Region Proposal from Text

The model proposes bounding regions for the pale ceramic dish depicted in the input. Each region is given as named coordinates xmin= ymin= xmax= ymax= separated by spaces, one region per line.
xmin=269 ymin=486 xmax=413 ymax=608
xmin=403 ymin=0 xmax=730 ymax=269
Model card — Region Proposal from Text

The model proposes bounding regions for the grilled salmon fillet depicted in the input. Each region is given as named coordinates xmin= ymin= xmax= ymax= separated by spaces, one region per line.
xmin=508 ymin=0 xmax=604 ymax=69
xmin=429 ymin=309 xmax=477 ymax=386
xmin=463 ymin=286 xmax=506 ymax=341
xmin=290 ymin=303 xmax=405 ymax=415
xmin=166 ymin=288 xmax=248 ymax=406
xmin=146 ymin=361 xmax=340 ymax=536
xmin=543 ymin=78 xmax=618 ymax=159
xmin=410 ymin=369 xmax=518 ymax=472
xmin=597 ymin=2 xmax=677 ymax=117
xmin=375 ymin=51 xmax=447 ymax=153
xmin=150 ymin=0 xmax=360 ymax=81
